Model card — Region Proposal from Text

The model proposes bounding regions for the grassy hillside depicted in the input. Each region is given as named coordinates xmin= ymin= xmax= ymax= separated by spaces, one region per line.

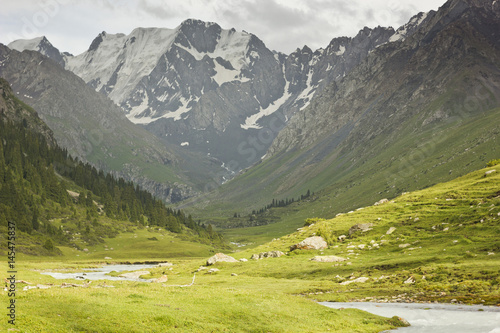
xmin=230 ymin=162 xmax=500 ymax=304
xmin=187 ymin=106 xmax=500 ymax=232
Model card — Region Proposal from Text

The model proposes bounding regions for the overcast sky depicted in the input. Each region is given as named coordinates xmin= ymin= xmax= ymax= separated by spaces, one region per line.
xmin=1 ymin=0 xmax=448 ymax=55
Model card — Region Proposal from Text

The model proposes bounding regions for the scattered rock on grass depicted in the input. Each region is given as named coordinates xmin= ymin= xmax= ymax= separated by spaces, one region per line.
xmin=158 ymin=262 xmax=173 ymax=267
xmin=349 ymin=223 xmax=373 ymax=236
xmin=251 ymin=251 xmax=285 ymax=260
xmin=386 ymin=227 xmax=396 ymax=235
xmin=340 ymin=277 xmax=369 ymax=285
xmin=153 ymin=275 xmax=168 ymax=283
xmin=290 ymin=236 xmax=328 ymax=251
xmin=484 ymin=170 xmax=496 ymax=176
xmin=310 ymin=256 xmax=346 ymax=263
xmin=374 ymin=198 xmax=389 ymax=205
xmin=404 ymin=276 xmax=416 ymax=284
xmin=206 ymin=253 xmax=239 ymax=266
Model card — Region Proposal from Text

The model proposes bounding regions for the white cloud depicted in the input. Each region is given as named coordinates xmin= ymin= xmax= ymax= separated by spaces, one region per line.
xmin=0 ymin=0 xmax=447 ymax=55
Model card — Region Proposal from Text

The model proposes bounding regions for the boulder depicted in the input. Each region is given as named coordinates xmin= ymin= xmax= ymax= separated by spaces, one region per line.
xmin=386 ymin=227 xmax=396 ymax=235
xmin=348 ymin=223 xmax=373 ymax=235
xmin=206 ymin=253 xmax=238 ymax=266
xmin=310 ymin=256 xmax=346 ymax=263
xmin=338 ymin=235 xmax=347 ymax=242
xmin=340 ymin=277 xmax=369 ymax=285
xmin=485 ymin=170 xmax=496 ymax=176
xmin=374 ymin=198 xmax=389 ymax=206
xmin=404 ymin=276 xmax=415 ymax=284
xmin=251 ymin=251 xmax=285 ymax=259
xmin=153 ymin=275 xmax=168 ymax=283
xmin=207 ymin=268 xmax=220 ymax=274
xmin=399 ymin=244 xmax=410 ymax=248
xmin=290 ymin=236 xmax=328 ymax=251
xmin=157 ymin=262 xmax=173 ymax=267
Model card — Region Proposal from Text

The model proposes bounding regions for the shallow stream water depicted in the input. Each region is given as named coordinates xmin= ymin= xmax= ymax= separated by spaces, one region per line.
xmin=41 ymin=264 xmax=158 ymax=282
xmin=320 ymin=302 xmax=500 ymax=332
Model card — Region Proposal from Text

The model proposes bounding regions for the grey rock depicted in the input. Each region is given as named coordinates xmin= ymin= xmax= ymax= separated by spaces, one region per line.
xmin=310 ymin=256 xmax=346 ymax=263
xmin=251 ymin=251 xmax=285 ymax=260
xmin=153 ymin=275 xmax=168 ymax=283
xmin=206 ymin=253 xmax=238 ymax=266
xmin=348 ymin=224 xmax=373 ymax=236
xmin=290 ymin=236 xmax=328 ymax=251
xmin=386 ymin=227 xmax=397 ymax=235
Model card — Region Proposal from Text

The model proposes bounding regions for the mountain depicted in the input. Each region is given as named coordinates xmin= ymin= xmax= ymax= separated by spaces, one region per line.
xmin=0 ymin=45 xmax=219 ymax=203
xmin=10 ymin=19 xmax=413 ymax=171
xmin=8 ymin=36 xmax=66 ymax=67
xmin=185 ymin=0 xmax=500 ymax=221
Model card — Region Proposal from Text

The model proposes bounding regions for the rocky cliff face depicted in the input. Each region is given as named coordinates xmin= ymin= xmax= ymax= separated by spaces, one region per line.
xmin=267 ymin=0 xmax=500 ymax=157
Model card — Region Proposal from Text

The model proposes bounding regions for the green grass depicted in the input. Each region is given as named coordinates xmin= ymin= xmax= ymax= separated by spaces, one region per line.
xmin=2 ymin=164 xmax=499 ymax=331
xmin=1 ymin=261 xmax=401 ymax=332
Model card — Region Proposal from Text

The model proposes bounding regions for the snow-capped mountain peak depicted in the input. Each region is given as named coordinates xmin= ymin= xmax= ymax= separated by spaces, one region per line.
xmin=8 ymin=18 xmax=410 ymax=170
xmin=8 ymin=36 xmax=65 ymax=66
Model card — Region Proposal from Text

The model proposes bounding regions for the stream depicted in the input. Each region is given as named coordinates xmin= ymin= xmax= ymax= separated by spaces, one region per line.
xmin=41 ymin=264 xmax=158 ymax=282
xmin=320 ymin=302 xmax=500 ymax=332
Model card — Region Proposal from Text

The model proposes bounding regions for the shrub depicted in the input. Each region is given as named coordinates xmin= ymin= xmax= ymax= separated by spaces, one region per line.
xmin=304 ymin=217 xmax=325 ymax=226
xmin=486 ymin=159 xmax=500 ymax=167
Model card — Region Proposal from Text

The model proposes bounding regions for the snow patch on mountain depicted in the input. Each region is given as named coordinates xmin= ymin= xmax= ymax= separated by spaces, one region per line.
xmin=335 ymin=45 xmax=346 ymax=56
xmin=8 ymin=37 xmax=46 ymax=52
xmin=295 ymin=71 xmax=316 ymax=110
xmin=241 ymin=79 xmax=291 ymax=130
xmin=66 ymin=28 xmax=177 ymax=104
xmin=389 ymin=11 xmax=430 ymax=42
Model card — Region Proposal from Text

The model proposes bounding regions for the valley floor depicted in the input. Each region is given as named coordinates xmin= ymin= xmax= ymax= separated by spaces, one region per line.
xmin=2 ymin=165 xmax=500 ymax=332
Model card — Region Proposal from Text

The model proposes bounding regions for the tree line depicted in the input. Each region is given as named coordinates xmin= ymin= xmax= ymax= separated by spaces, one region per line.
xmin=0 ymin=115 xmax=220 ymax=246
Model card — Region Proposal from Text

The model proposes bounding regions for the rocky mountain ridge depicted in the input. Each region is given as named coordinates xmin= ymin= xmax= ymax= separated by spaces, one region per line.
xmin=183 ymin=0 xmax=500 ymax=217
xmin=8 ymin=14 xmax=433 ymax=170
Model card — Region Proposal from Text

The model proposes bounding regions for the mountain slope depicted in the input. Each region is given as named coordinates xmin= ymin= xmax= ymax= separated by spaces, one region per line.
xmin=186 ymin=0 xmax=500 ymax=220
xmin=0 ymin=45 xmax=215 ymax=202
xmin=0 ymin=77 xmax=221 ymax=255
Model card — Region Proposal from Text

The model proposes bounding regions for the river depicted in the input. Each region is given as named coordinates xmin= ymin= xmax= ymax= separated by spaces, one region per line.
xmin=320 ymin=302 xmax=500 ymax=332
xmin=41 ymin=263 xmax=158 ymax=282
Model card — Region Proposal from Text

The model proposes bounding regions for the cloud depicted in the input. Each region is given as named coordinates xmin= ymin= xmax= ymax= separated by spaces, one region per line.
xmin=0 ymin=0 xmax=447 ymax=55
xmin=136 ymin=0 xmax=187 ymax=20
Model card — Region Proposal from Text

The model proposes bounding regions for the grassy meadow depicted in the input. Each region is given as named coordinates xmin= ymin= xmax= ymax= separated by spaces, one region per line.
xmin=2 ymin=164 xmax=500 ymax=332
